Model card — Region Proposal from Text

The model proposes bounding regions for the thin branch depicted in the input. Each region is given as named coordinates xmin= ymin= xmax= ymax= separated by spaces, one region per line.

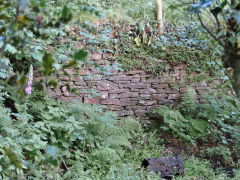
xmin=0 ymin=37 xmax=7 ymax=58
xmin=197 ymin=13 xmax=224 ymax=47
xmin=61 ymin=157 xmax=69 ymax=171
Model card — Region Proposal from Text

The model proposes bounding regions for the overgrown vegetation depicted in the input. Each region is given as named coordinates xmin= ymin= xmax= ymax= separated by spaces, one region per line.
xmin=59 ymin=1 xmax=226 ymax=85
xmin=0 ymin=87 xmax=142 ymax=178
xmin=153 ymin=87 xmax=240 ymax=174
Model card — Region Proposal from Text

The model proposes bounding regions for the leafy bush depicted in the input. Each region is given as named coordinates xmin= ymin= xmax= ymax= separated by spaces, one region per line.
xmin=153 ymin=87 xmax=240 ymax=150
xmin=0 ymin=88 xmax=140 ymax=179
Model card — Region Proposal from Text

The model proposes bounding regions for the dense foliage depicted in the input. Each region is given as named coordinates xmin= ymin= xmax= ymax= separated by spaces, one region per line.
xmin=154 ymin=88 xmax=240 ymax=172
xmin=0 ymin=87 xmax=142 ymax=178
xmin=188 ymin=0 xmax=240 ymax=96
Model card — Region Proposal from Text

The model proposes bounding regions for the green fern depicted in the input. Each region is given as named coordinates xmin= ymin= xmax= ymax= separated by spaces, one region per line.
xmin=180 ymin=86 xmax=198 ymax=113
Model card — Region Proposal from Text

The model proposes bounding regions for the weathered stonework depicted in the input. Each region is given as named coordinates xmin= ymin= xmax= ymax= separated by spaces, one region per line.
xmin=47 ymin=53 xmax=217 ymax=122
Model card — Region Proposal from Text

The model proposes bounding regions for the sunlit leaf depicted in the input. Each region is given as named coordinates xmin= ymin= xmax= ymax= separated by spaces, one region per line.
xmin=134 ymin=36 xmax=141 ymax=46
xmin=4 ymin=148 xmax=22 ymax=169
xmin=42 ymin=53 xmax=55 ymax=76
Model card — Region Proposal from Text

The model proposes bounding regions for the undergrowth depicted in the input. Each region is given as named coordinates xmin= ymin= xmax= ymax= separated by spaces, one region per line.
xmin=1 ymin=84 xmax=240 ymax=179
xmin=0 ymin=83 xmax=141 ymax=179
xmin=153 ymin=87 xmax=240 ymax=175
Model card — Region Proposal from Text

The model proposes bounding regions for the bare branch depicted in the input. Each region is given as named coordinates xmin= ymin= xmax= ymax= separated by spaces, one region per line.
xmin=197 ymin=14 xmax=224 ymax=46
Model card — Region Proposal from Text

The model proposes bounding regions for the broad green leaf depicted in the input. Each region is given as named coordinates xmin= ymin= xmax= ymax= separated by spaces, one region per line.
xmin=74 ymin=49 xmax=88 ymax=61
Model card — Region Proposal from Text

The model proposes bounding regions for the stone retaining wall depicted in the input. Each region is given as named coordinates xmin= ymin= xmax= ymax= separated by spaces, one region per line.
xmin=48 ymin=53 xmax=216 ymax=122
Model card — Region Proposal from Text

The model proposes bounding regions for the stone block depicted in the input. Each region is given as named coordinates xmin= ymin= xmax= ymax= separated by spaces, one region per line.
xmin=92 ymin=53 xmax=102 ymax=60
xmin=147 ymin=77 xmax=159 ymax=83
xmin=134 ymin=109 xmax=148 ymax=115
xmin=166 ymin=88 xmax=179 ymax=94
xmin=97 ymin=60 xmax=108 ymax=65
xmin=102 ymin=53 xmax=108 ymax=59
xmin=49 ymin=88 xmax=62 ymax=97
xmin=61 ymin=86 xmax=69 ymax=96
xmin=146 ymin=105 xmax=160 ymax=111
xmin=117 ymin=110 xmax=134 ymax=116
xmin=107 ymin=105 xmax=124 ymax=111
xmin=180 ymin=88 xmax=187 ymax=93
xmin=108 ymin=69 xmax=118 ymax=75
xmin=78 ymin=70 xmax=90 ymax=76
xmin=140 ymin=94 xmax=151 ymax=99
xmin=152 ymin=83 xmax=169 ymax=89
xmin=141 ymin=78 xmax=147 ymax=83
xmin=124 ymin=70 xmax=144 ymax=74
xmin=139 ymin=100 xmax=157 ymax=106
xmin=118 ymin=99 xmax=138 ymax=106
xmin=129 ymin=88 xmax=140 ymax=92
xmin=64 ymin=68 xmax=75 ymax=75
xmin=74 ymin=81 xmax=87 ymax=86
xmin=110 ymin=75 xmax=132 ymax=81
xmin=101 ymin=99 xmax=119 ymax=105
xmin=168 ymin=94 xmax=180 ymax=100
xmin=126 ymin=106 xmax=146 ymax=110
xmin=118 ymin=81 xmax=131 ymax=84
xmin=157 ymin=88 xmax=167 ymax=94
xmin=120 ymin=98 xmax=132 ymax=102
xmin=159 ymin=77 xmax=174 ymax=83
xmin=109 ymin=94 xmax=119 ymax=98
xmin=129 ymin=83 xmax=151 ymax=89
xmin=100 ymin=92 xmax=108 ymax=99
xmin=109 ymin=89 xmax=128 ymax=94
xmin=97 ymin=80 xmax=118 ymax=90
xmin=140 ymin=88 xmax=157 ymax=94
xmin=78 ymin=91 xmax=89 ymax=97
xmin=150 ymin=94 xmax=168 ymax=100
xmin=84 ymin=97 xmax=99 ymax=104
xmin=131 ymin=78 xmax=141 ymax=83
xmin=158 ymin=99 xmax=173 ymax=105
xmin=119 ymin=92 xmax=139 ymax=98
xmin=135 ymin=73 xmax=153 ymax=78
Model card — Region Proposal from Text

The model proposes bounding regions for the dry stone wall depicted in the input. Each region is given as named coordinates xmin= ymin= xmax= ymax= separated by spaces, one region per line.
xmin=48 ymin=53 xmax=216 ymax=122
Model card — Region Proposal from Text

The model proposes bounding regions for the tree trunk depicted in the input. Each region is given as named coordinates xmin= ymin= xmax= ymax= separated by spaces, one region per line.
xmin=224 ymin=42 xmax=240 ymax=97
xmin=156 ymin=0 xmax=164 ymax=35
xmin=224 ymin=2 xmax=240 ymax=97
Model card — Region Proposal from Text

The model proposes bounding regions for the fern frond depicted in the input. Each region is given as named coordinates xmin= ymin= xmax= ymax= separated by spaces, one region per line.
xmin=180 ymin=86 xmax=197 ymax=113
